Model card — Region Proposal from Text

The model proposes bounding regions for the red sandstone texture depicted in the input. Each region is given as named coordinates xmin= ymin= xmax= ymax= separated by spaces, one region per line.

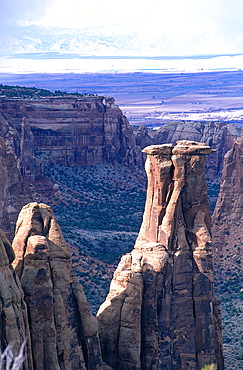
xmin=97 ymin=141 xmax=224 ymax=370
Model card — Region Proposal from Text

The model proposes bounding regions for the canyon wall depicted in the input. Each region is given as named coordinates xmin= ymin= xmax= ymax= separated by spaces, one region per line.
xmin=0 ymin=96 xmax=143 ymax=173
xmin=212 ymin=135 xmax=243 ymax=277
xmin=97 ymin=141 xmax=224 ymax=370
xmin=0 ymin=95 xmax=144 ymax=238
xmin=0 ymin=113 xmax=28 ymax=237
xmin=136 ymin=121 xmax=242 ymax=179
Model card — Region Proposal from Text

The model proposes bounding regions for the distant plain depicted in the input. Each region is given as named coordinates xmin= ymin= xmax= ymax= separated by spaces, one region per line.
xmin=1 ymin=70 xmax=243 ymax=128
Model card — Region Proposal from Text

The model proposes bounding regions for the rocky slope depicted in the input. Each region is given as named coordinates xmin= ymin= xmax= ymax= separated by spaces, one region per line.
xmin=136 ymin=121 xmax=243 ymax=179
xmin=97 ymin=141 xmax=224 ymax=370
xmin=12 ymin=202 xmax=103 ymax=370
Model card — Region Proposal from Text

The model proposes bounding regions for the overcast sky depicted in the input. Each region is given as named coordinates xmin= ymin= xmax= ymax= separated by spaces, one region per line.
xmin=1 ymin=0 xmax=243 ymax=56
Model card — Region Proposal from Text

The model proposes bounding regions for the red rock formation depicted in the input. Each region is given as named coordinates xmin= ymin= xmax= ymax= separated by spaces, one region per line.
xmin=0 ymin=228 xmax=33 ymax=369
xmin=12 ymin=202 xmax=103 ymax=370
xmin=97 ymin=141 xmax=224 ymax=370
xmin=212 ymin=135 xmax=243 ymax=277
xmin=0 ymin=96 xmax=142 ymax=169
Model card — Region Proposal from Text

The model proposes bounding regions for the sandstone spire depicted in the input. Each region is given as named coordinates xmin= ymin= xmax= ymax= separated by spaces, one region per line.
xmin=12 ymin=202 xmax=103 ymax=370
xmin=97 ymin=141 xmax=224 ymax=370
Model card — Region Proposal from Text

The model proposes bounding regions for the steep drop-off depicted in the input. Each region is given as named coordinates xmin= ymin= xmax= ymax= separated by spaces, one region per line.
xmin=97 ymin=141 xmax=224 ymax=370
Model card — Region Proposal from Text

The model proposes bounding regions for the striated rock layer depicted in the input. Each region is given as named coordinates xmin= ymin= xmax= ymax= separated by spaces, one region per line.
xmin=1 ymin=96 xmax=142 ymax=172
xmin=97 ymin=141 xmax=224 ymax=370
xmin=212 ymin=135 xmax=243 ymax=277
xmin=12 ymin=202 xmax=103 ymax=370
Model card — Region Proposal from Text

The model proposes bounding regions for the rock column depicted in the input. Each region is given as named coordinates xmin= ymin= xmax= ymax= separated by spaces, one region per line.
xmin=97 ymin=141 xmax=224 ymax=370
xmin=12 ymin=202 xmax=103 ymax=370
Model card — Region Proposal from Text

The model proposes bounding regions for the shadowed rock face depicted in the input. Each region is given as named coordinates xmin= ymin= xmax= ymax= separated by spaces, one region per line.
xmin=0 ymin=229 xmax=33 ymax=369
xmin=12 ymin=202 xmax=103 ymax=370
xmin=212 ymin=135 xmax=243 ymax=277
xmin=97 ymin=141 xmax=224 ymax=370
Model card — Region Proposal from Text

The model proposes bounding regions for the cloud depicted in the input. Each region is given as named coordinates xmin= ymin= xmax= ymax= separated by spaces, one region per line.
xmin=0 ymin=0 xmax=53 ymax=32
xmin=1 ymin=0 xmax=243 ymax=55
xmin=38 ymin=0 xmax=243 ymax=53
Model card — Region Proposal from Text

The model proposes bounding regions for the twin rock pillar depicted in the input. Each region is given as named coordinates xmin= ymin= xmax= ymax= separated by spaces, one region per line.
xmin=97 ymin=141 xmax=224 ymax=370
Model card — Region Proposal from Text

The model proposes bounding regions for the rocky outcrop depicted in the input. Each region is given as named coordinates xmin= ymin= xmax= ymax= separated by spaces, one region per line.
xmin=12 ymin=202 xmax=103 ymax=370
xmin=1 ymin=96 xmax=143 ymax=170
xmin=97 ymin=141 xmax=224 ymax=370
xmin=212 ymin=135 xmax=243 ymax=277
xmin=144 ymin=121 xmax=242 ymax=179
xmin=0 ymin=228 xmax=33 ymax=369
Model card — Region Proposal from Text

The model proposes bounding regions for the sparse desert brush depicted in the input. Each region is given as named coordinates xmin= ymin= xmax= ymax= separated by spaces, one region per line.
xmin=0 ymin=340 xmax=26 ymax=370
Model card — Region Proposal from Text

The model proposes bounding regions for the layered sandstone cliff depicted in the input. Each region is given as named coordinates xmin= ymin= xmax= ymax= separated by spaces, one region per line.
xmin=97 ymin=141 xmax=224 ymax=370
xmin=12 ymin=202 xmax=103 ymax=370
xmin=1 ymin=96 xmax=142 ymax=173
xmin=137 ymin=121 xmax=242 ymax=179
xmin=212 ymin=135 xmax=243 ymax=276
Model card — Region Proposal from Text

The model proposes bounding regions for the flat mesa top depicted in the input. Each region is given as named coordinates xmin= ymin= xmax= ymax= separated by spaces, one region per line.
xmin=143 ymin=141 xmax=215 ymax=156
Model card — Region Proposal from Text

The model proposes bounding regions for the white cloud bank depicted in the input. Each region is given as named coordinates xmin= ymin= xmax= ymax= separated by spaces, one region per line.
xmin=1 ymin=0 xmax=243 ymax=56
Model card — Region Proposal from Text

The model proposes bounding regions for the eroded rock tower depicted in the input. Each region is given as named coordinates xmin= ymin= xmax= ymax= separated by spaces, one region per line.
xmin=97 ymin=141 xmax=224 ymax=370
